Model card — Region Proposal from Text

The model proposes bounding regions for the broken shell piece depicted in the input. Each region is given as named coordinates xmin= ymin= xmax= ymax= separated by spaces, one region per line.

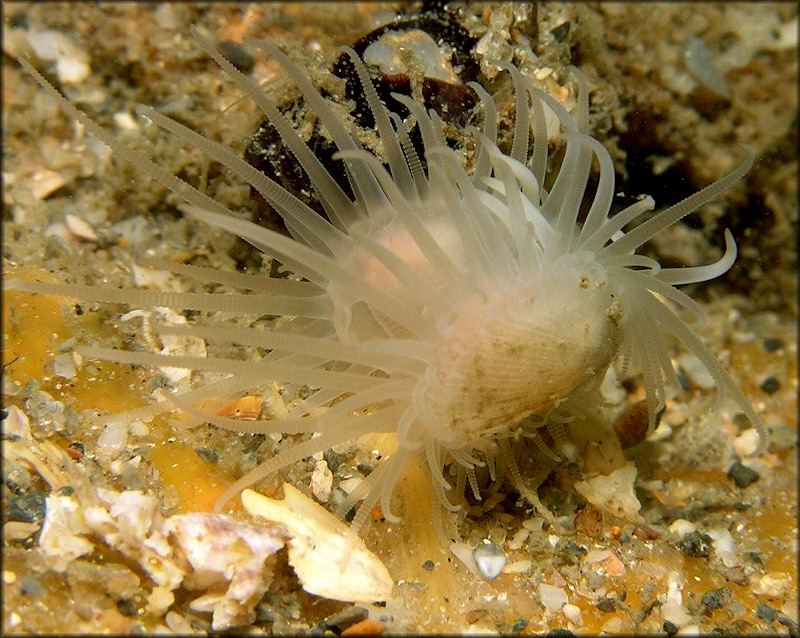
xmin=241 ymin=484 xmax=394 ymax=604
xmin=28 ymin=169 xmax=67 ymax=200
xmin=449 ymin=542 xmax=481 ymax=577
xmin=64 ymin=213 xmax=98 ymax=241
xmin=38 ymin=494 xmax=96 ymax=570
xmin=574 ymin=461 xmax=644 ymax=522
xmin=166 ymin=512 xmax=287 ymax=630
xmin=1 ymin=405 xmax=32 ymax=440
xmin=311 ymin=459 xmax=334 ymax=503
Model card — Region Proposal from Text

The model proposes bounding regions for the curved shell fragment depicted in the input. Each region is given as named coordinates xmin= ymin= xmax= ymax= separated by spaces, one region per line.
xmin=241 ymin=484 xmax=394 ymax=603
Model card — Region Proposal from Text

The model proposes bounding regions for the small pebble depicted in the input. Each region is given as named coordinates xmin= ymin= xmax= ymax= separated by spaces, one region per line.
xmin=726 ymin=461 xmax=760 ymax=488
xmin=218 ymin=40 xmax=255 ymax=73
xmin=699 ymin=587 xmax=731 ymax=613
xmin=116 ymin=596 xmax=141 ymax=617
xmin=669 ymin=519 xmax=697 ymax=538
xmin=6 ymin=492 xmax=46 ymax=524
xmin=759 ymin=376 xmax=780 ymax=394
xmin=21 ymin=575 xmax=47 ymax=597
xmin=195 ymin=446 xmax=219 ymax=463
xmin=663 ymin=620 xmax=679 ymax=636
xmin=752 ymin=572 xmax=791 ymax=597
xmin=596 ymin=598 xmax=616 ymax=613
xmin=539 ymin=583 xmax=568 ymax=613
xmin=322 ymin=606 xmax=369 ymax=631
xmin=733 ymin=428 xmax=760 ymax=457
xmin=756 ymin=601 xmax=779 ymax=622
xmin=678 ymin=531 xmax=713 ymax=558
xmin=255 ymin=603 xmax=276 ymax=624
xmin=762 ymin=337 xmax=784 ymax=352
xmin=550 ymin=22 xmax=570 ymax=42
xmin=473 ymin=541 xmax=506 ymax=579
xmin=421 ymin=559 xmax=435 ymax=572
xmin=562 ymin=604 xmax=583 ymax=625
xmin=632 ymin=525 xmax=661 ymax=540
xmin=511 ymin=618 xmax=529 ymax=632
xmin=747 ymin=551 xmax=764 ymax=564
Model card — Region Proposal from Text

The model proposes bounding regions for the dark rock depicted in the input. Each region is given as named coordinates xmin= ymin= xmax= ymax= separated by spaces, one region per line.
xmin=678 ymin=531 xmax=713 ymax=558
xmin=759 ymin=376 xmax=780 ymax=394
xmin=756 ymin=601 xmax=779 ymax=622
xmin=699 ymin=587 xmax=732 ymax=613
xmin=596 ymin=598 xmax=616 ymax=612
xmin=218 ymin=40 xmax=255 ymax=74
xmin=727 ymin=461 xmax=760 ymax=488
xmin=511 ymin=618 xmax=529 ymax=633
xmin=5 ymin=491 xmax=46 ymax=524
xmin=321 ymin=606 xmax=369 ymax=631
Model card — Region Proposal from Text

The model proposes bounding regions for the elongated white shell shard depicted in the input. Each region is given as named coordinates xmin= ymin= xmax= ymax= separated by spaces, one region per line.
xmin=241 ymin=485 xmax=394 ymax=603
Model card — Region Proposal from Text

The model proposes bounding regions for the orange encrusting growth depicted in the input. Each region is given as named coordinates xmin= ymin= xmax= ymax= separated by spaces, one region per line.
xmin=149 ymin=439 xmax=239 ymax=513
xmin=3 ymin=267 xmax=147 ymax=413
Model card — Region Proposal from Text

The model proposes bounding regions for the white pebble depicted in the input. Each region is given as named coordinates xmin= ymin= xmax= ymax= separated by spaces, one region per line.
xmin=753 ymin=572 xmax=791 ymax=597
xmin=26 ymin=30 xmax=90 ymax=84
xmin=473 ymin=541 xmax=506 ymax=579
xmin=113 ymin=111 xmax=139 ymax=132
xmin=538 ymin=583 xmax=568 ymax=613
xmin=310 ymin=459 xmax=333 ymax=503
xmin=501 ymin=559 xmax=531 ymax=574
xmin=52 ymin=353 xmax=77 ymax=379
xmin=507 ymin=528 xmax=529 ymax=550
xmin=338 ymin=476 xmax=363 ymax=495
xmin=708 ymin=527 xmax=736 ymax=556
xmin=669 ymin=519 xmax=697 ymax=538
xmin=662 ymin=601 xmax=692 ymax=627
xmin=449 ymin=542 xmax=480 ymax=577
xmin=97 ymin=421 xmax=128 ymax=457
xmin=128 ymin=420 xmax=150 ymax=437
xmin=675 ymin=352 xmax=717 ymax=389
xmin=734 ymin=428 xmax=760 ymax=457
xmin=562 ymin=603 xmax=583 ymax=625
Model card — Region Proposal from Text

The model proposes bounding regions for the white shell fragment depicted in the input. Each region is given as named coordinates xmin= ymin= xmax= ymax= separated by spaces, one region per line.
xmin=472 ymin=541 xmax=506 ymax=579
xmin=64 ymin=213 xmax=98 ymax=241
xmin=241 ymin=484 xmax=394 ymax=604
xmin=573 ymin=461 xmax=644 ymax=522
xmin=1 ymin=405 xmax=32 ymax=440
xmin=38 ymin=494 xmax=96 ymax=570
xmin=12 ymin=434 xmax=290 ymax=631
xmin=449 ymin=542 xmax=481 ymax=577
xmin=166 ymin=513 xmax=287 ymax=630
xmin=29 ymin=169 xmax=67 ymax=200
xmin=310 ymin=459 xmax=334 ymax=503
